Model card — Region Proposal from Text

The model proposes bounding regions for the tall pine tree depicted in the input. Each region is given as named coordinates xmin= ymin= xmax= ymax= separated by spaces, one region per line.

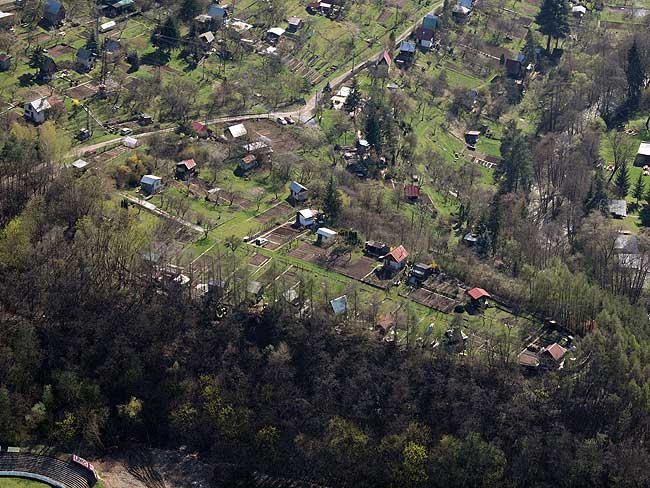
xmin=322 ymin=174 xmax=342 ymax=222
xmin=535 ymin=0 xmax=570 ymax=52
xmin=626 ymin=39 xmax=644 ymax=107
xmin=614 ymin=161 xmax=630 ymax=198
xmin=584 ymin=167 xmax=608 ymax=215
xmin=633 ymin=172 xmax=645 ymax=207
xmin=494 ymin=121 xmax=531 ymax=194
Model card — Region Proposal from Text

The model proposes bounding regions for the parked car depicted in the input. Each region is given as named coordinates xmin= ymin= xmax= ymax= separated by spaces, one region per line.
xmin=276 ymin=117 xmax=287 ymax=125
xmin=284 ymin=115 xmax=295 ymax=124
xmin=119 ymin=127 xmax=132 ymax=136
xmin=255 ymin=237 xmax=269 ymax=247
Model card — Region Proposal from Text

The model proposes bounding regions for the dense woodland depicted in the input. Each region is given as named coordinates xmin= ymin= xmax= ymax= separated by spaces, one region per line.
xmin=3 ymin=0 xmax=650 ymax=486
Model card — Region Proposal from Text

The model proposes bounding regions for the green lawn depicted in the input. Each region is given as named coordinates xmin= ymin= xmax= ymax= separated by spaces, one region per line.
xmin=0 ymin=478 xmax=50 ymax=487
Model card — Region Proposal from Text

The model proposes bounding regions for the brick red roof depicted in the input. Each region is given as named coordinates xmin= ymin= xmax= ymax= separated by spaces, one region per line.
xmin=404 ymin=185 xmax=421 ymax=198
xmin=386 ymin=245 xmax=408 ymax=263
xmin=177 ymin=159 xmax=196 ymax=170
xmin=545 ymin=343 xmax=567 ymax=361
xmin=191 ymin=121 xmax=208 ymax=133
xmin=468 ymin=287 xmax=490 ymax=300
xmin=378 ymin=49 xmax=392 ymax=66
xmin=377 ymin=314 xmax=395 ymax=331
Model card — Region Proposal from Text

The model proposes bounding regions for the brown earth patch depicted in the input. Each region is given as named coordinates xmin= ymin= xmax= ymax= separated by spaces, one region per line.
xmin=254 ymin=201 xmax=292 ymax=223
xmin=409 ymin=287 xmax=459 ymax=313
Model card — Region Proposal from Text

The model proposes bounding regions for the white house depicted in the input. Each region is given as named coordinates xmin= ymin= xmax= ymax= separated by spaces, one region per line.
xmin=266 ymin=27 xmax=285 ymax=45
xmin=225 ymin=123 xmax=247 ymax=140
xmin=71 ymin=159 xmax=89 ymax=170
xmin=198 ymin=31 xmax=215 ymax=49
xmin=140 ymin=174 xmax=162 ymax=195
xmin=330 ymin=295 xmax=348 ymax=315
xmin=123 ymin=136 xmax=140 ymax=148
xmin=316 ymin=227 xmax=337 ymax=247
xmin=331 ymin=86 xmax=351 ymax=110
xmin=99 ymin=20 xmax=116 ymax=33
xmin=571 ymin=5 xmax=587 ymax=16
xmin=24 ymin=97 xmax=51 ymax=124
xmin=290 ymin=181 xmax=309 ymax=202
xmin=296 ymin=209 xmax=319 ymax=227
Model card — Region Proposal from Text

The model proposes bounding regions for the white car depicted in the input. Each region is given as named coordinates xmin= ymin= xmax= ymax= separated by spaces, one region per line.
xmin=119 ymin=127 xmax=132 ymax=136
xmin=255 ymin=237 xmax=269 ymax=247
xmin=276 ymin=117 xmax=287 ymax=125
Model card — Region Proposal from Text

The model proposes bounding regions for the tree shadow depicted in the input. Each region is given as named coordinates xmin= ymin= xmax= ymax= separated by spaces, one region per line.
xmin=140 ymin=49 xmax=171 ymax=67
xmin=18 ymin=73 xmax=37 ymax=87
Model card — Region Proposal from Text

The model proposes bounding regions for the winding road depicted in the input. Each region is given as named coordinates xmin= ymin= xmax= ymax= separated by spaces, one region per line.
xmin=71 ymin=1 xmax=443 ymax=157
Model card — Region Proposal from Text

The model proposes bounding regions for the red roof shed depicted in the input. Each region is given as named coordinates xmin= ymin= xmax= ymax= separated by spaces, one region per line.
xmin=386 ymin=245 xmax=409 ymax=263
xmin=468 ymin=287 xmax=490 ymax=300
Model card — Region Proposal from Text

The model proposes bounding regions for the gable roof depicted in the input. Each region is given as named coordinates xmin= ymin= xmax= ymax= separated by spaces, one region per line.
xmin=298 ymin=208 xmax=318 ymax=219
xmin=615 ymin=233 xmax=639 ymax=254
xmin=207 ymin=5 xmax=226 ymax=18
xmin=227 ymin=123 xmax=247 ymax=138
xmin=404 ymin=185 xmax=421 ymax=198
xmin=377 ymin=314 xmax=395 ymax=331
xmin=41 ymin=57 xmax=57 ymax=72
xmin=316 ymin=227 xmax=337 ymax=238
xmin=45 ymin=0 xmax=63 ymax=16
xmin=377 ymin=49 xmax=392 ymax=66
xmin=330 ymin=295 xmax=348 ymax=315
xmin=199 ymin=31 xmax=215 ymax=43
xmin=71 ymin=159 xmax=89 ymax=169
xmin=27 ymin=97 xmax=51 ymax=112
xmin=177 ymin=159 xmax=197 ymax=170
xmin=545 ymin=343 xmax=567 ymax=361
xmin=141 ymin=174 xmax=161 ymax=185
xmin=191 ymin=121 xmax=208 ymax=133
xmin=468 ymin=287 xmax=490 ymax=300
xmin=609 ymin=199 xmax=627 ymax=217
xmin=290 ymin=181 xmax=307 ymax=193
xmin=386 ymin=245 xmax=408 ymax=263
xmin=638 ymin=141 xmax=650 ymax=157
xmin=422 ymin=14 xmax=438 ymax=29
xmin=288 ymin=16 xmax=302 ymax=25
xmin=267 ymin=27 xmax=286 ymax=37
xmin=399 ymin=40 xmax=416 ymax=53
xmin=453 ymin=4 xmax=471 ymax=14
xmin=505 ymin=58 xmax=522 ymax=75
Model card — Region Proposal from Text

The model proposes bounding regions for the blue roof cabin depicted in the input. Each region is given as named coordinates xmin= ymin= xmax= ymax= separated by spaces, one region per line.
xmin=422 ymin=14 xmax=438 ymax=30
xmin=43 ymin=0 xmax=65 ymax=26
xmin=140 ymin=175 xmax=162 ymax=195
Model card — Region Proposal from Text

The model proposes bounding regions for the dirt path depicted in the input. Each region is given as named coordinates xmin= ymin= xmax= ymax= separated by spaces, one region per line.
xmin=121 ymin=193 xmax=205 ymax=233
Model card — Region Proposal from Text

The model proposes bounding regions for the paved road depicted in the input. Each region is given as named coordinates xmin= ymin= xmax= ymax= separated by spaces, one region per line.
xmin=72 ymin=1 xmax=443 ymax=156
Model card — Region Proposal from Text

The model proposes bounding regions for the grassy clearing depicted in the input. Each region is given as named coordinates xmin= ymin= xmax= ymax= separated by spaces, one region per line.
xmin=0 ymin=478 xmax=50 ymax=488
